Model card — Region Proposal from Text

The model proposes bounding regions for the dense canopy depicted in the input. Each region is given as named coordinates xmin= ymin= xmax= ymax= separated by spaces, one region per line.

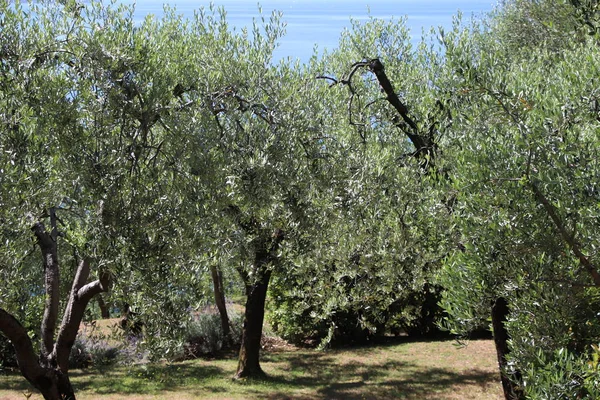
xmin=1 ymin=0 xmax=600 ymax=399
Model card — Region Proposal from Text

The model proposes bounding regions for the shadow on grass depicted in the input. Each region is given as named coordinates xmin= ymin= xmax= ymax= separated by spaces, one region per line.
xmin=1 ymin=362 xmax=227 ymax=396
xmin=71 ymin=363 xmax=227 ymax=395
xmin=321 ymin=333 xmax=493 ymax=354
xmin=1 ymin=370 xmax=34 ymax=392
xmin=1 ymin=339 xmax=498 ymax=399
xmin=258 ymin=349 xmax=498 ymax=400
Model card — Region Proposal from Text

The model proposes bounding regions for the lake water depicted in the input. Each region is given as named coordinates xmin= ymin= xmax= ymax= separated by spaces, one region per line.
xmin=124 ymin=0 xmax=495 ymax=62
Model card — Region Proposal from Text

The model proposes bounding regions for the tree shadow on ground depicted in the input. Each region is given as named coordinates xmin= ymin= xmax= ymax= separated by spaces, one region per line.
xmin=70 ymin=363 xmax=227 ymax=395
xmin=259 ymin=349 xmax=499 ymax=400
xmin=2 ymin=339 xmax=499 ymax=399
xmin=325 ymin=334 xmax=492 ymax=354
xmin=1 ymin=370 xmax=33 ymax=392
xmin=0 ymin=362 xmax=227 ymax=396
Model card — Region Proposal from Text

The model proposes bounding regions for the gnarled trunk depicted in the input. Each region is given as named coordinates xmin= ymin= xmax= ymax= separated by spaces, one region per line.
xmin=0 ymin=214 xmax=110 ymax=400
xmin=0 ymin=309 xmax=75 ymax=400
xmin=32 ymin=211 xmax=60 ymax=360
xmin=491 ymin=297 xmax=524 ymax=400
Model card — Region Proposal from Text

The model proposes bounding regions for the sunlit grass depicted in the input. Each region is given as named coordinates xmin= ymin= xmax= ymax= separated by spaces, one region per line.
xmin=0 ymin=338 xmax=502 ymax=400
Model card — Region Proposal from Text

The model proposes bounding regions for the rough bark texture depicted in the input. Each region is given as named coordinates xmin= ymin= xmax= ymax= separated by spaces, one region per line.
xmin=0 ymin=309 xmax=50 ymax=394
xmin=32 ymin=216 xmax=60 ymax=359
xmin=491 ymin=297 xmax=524 ymax=400
xmin=54 ymin=260 xmax=111 ymax=372
xmin=211 ymin=265 xmax=231 ymax=345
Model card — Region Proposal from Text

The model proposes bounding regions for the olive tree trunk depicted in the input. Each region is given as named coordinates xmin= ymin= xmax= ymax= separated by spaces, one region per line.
xmin=96 ymin=295 xmax=110 ymax=319
xmin=234 ymin=268 xmax=271 ymax=379
xmin=491 ymin=297 xmax=524 ymax=400
xmin=0 ymin=213 xmax=110 ymax=400
xmin=234 ymin=229 xmax=284 ymax=379
xmin=210 ymin=264 xmax=231 ymax=346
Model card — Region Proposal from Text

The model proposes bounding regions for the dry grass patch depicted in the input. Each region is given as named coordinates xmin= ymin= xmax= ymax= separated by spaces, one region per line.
xmin=0 ymin=338 xmax=502 ymax=400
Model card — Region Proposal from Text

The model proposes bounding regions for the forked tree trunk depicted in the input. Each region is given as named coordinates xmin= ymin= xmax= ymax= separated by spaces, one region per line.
xmin=491 ymin=297 xmax=524 ymax=400
xmin=0 ymin=309 xmax=74 ymax=400
xmin=210 ymin=264 xmax=231 ymax=346
xmin=0 ymin=213 xmax=110 ymax=400
xmin=35 ymin=212 xmax=60 ymax=360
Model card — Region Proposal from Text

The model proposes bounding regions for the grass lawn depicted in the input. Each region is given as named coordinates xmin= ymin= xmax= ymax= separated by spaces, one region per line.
xmin=0 ymin=338 xmax=502 ymax=399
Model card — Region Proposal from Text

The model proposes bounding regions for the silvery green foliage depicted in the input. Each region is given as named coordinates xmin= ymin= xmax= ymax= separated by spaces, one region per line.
xmin=0 ymin=0 xmax=356 ymax=364
xmin=267 ymin=16 xmax=455 ymax=347
xmin=438 ymin=1 xmax=600 ymax=396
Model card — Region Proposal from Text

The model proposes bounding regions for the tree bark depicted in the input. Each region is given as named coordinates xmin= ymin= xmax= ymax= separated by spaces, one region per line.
xmin=530 ymin=181 xmax=600 ymax=286
xmin=54 ymin=260 xmax=111 ymax=372
xmin=327 ymin=59 xmax=437 ymax=164
xmin=0 ymin=309 xmax=52 ymax=395
xmin=0 ymin=215 xmax=111 ymax=400
xmin=210 ymin=264 xmax=231 ymax=346
xmin=234 ymin=268 xmax=271 ymax=379
xmin=31 ymin=210 xmax=60 ymax=359
xmin=234 ymin=229 xmax=284 ymax=379
xmin=491 ymin=297 xmax=524 ymax=400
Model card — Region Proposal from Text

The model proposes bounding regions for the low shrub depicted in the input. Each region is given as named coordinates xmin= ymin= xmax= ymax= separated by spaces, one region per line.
xmin=182 ymin=309 xmax=243 ymax=359
xmin=88 ymin=339 xmax=121 ymax=366
xmin=69 ymin=338 xmax=92 ymax=369
xmin=69 ymin=335 xmax=120 ymax=369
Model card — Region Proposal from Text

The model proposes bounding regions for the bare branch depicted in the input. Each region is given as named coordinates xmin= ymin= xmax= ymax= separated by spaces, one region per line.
xmin=367 ymin=59 xmax=431 ymax=155
xmin=342 ymin=60 xmax=371 ymax=87
xmin=0 ymin=308 xmax=45 ymax=387
xmin=31 ymin=218 xmax=60 ymax=359
xmin=316 ymin=75 xmax=338 ymax=86
xmin=321 ymin=58 xmax=436 ymax=163
xmin=54 ymin=260 xmax=111 ymax=371
xmin=77 ymin=271 xmax=111 ymax=304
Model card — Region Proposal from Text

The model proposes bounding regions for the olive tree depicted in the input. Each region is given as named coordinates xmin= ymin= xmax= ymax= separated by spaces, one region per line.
xmin=267 ymin=15 xmax=457 ymax=347
xmin=438 ymin=2 xmax=600 ymax=398
xmin=0 ymin=1 xmax=207 ymax=397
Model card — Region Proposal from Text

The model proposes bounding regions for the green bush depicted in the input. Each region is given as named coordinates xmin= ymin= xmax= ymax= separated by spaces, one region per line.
xmin=69 ymin=338 xmax=92 ymax=369
xmin=269 ymin=278 xmax=446 ymax=348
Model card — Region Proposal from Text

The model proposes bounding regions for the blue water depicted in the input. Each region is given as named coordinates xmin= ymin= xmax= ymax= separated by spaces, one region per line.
xmin=125 ymin=0 xmax=494 ymax=62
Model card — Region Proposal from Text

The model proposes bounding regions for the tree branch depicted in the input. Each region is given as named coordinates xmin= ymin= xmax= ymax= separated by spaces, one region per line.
xmin=31 ymin=218 xmax=60 ymax=359
xmin=0 ymin=308 xmax=46 ymax=387
xmin=54 ymin=260 xmax=111 ymax=371
xmin=315 ymin=75 xmax=338 ymax=86
xmin=367 ymin=59 xmax=431 ymax=156
xmin=529 ymin=180 xmax=600 ymax=287
xmin=322 ymin=59 xmax=436 ymax=162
